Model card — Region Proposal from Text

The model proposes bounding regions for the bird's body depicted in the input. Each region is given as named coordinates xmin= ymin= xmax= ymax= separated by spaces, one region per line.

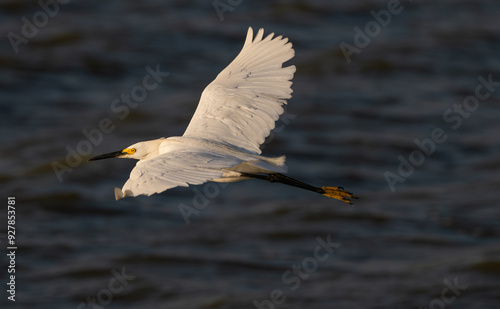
xmin=110 ymin=136 xmax=287 ymax=200
xmin=90 ymin=27 xmax=358 ymax=204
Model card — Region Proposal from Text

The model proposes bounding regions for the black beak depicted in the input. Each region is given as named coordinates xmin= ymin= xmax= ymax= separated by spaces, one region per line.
xmin=88 ymin=150 xmax=126 ymax=161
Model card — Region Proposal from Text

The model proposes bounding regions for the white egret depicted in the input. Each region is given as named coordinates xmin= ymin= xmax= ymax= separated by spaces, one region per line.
xmin=89 ymin=27 xmax=358 ymax=204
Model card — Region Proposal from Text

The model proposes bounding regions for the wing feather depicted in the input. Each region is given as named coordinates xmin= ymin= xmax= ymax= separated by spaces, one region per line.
xmin=183 ymin=27 xmax=295 ymax=154
xmin=115 ymin=152 xmax=231 ymax=200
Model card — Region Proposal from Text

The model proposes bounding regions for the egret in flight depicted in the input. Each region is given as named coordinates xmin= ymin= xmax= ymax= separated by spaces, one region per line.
xmin=89 ymin=27 xmax=358 ymax=204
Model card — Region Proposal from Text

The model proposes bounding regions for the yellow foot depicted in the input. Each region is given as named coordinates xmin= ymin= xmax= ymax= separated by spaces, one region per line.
xmin=321 ymin=186 xmax=359 ymax=205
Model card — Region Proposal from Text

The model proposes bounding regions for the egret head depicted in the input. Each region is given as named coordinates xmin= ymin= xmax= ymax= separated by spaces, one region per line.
xmin=89 ymin=138 xmax=165 ymax=161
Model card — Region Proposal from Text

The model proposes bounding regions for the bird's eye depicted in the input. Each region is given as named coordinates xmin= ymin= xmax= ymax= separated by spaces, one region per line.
xmin=124 ymin=148 xmax=136 ymax=155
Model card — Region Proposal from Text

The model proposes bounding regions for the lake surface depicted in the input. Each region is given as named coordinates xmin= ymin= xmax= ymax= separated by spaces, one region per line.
xmin=1 ymin=1 xmax=499 ymax=308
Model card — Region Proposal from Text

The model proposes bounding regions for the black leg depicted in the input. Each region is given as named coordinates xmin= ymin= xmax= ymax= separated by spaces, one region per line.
xmin=240 ymin=172 xmax=358 ymax=204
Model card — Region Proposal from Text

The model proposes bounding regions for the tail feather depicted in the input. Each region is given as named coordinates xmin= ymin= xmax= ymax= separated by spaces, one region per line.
xmin=246 ymin=155 xmax=287 ymax=173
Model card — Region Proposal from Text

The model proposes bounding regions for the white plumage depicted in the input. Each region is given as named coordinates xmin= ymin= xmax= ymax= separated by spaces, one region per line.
xmin=183 ymin=27 xmax=295 ymax=154
xmin=91 ymin=27 xmax=295 ymax=200
xmin=115 ymin=137 xmax=287 ymax=200
xmin=89 ymin=27 xmax=358 ymax=204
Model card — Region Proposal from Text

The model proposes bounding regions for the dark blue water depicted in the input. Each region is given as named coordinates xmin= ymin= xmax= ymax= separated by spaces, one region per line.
xmin=1 ymin=1 xmax=499 ymax=308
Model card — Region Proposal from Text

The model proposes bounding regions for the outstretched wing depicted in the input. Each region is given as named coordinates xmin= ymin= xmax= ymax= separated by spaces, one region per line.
xmin=183 ymin=27 xmax=295 ymax=154
xmin=114 ymin=149 xmax=242 ymax=200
